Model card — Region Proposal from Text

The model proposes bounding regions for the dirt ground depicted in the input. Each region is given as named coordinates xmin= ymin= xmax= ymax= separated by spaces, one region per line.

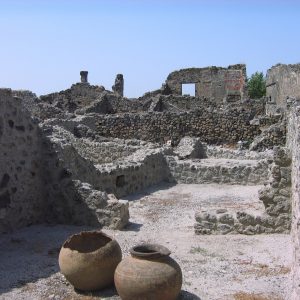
xmin=0 ymin=183 xmax=292 ymax=300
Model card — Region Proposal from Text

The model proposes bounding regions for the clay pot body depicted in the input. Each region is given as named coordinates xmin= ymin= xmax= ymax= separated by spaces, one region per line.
xmin=58 ymin=231 xmax=122 ymax=291
xmin=114 ymin=244 xmax=182 ymax=300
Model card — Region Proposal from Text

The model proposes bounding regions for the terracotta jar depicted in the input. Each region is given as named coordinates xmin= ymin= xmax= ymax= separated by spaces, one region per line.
xmin=114 ymin=244 xmax=182 ymax=300
xmin=58 ymin=231 xmax=122 ymax=291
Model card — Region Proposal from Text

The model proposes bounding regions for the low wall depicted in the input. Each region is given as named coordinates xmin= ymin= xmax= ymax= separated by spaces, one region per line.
xmin=47 ymin=126 xmax=170 ymax=198
xmin=194 ymin=147 xmax=291 ymax=235
xmin=166 ymin=156 xmax=269 ymax=185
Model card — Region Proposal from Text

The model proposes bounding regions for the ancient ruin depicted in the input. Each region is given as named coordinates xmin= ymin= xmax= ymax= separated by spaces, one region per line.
xmin=1 ymin=63 xmax=300 ymax=299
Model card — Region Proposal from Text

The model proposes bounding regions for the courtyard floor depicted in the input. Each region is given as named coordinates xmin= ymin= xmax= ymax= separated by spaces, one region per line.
xmin=0 ymin=183 xmax=292 ymax=300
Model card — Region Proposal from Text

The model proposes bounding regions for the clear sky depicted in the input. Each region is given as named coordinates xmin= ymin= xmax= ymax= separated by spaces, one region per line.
xmin=0 ymin=0 xmax=299 ymax=97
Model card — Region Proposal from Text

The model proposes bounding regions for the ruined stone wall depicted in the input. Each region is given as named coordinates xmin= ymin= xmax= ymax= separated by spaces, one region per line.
xmin=39 ymin=83 xmax=106 ymax=114
xmin=249 ymin=118 xmax=286 ymax=151
xmin=48 ymin=126 xmax=141 ymax=164
xmin=94 ymin=150 xmax=170 ymax=198
xmin=194 ymin=147 xmax=291 ymax=235
xmin=96 ymin=109 xmax=262 ymax=145
xmin=0 ymin=89 xmax=46 ymax=232
xmin=266 ymin=64 xmax=300 ymax=110
xmin=47 ymin=126 xmax=171 ymax=198
xmin=0 ymin=90 xmax=129 ymax=232
xmin=286 ymin=103 xmax=300 ymax=300
xmin=166 ymin=156 xmax=269 ymax=185
xmin=206 ymin=146 xmax=274 ymax=160
xmin=165 ymin=64 xmax=247 ymax=102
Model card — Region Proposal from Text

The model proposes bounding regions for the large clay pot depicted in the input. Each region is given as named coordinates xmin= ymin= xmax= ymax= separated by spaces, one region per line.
xmin=58 ymin=231 xmax=122 ymax=291
xmin=114 ymin=244 xmax=182 ymax=300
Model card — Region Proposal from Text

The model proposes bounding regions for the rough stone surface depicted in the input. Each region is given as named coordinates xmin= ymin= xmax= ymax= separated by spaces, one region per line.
xmin=266 ymin=63 xmax=300 ymax=112
xmin=0 ymin=89 xmax=129 ymax=233
xmin=45 ymin=125 xmax=171 ymax=198
xmin=165 ymin=64 xmax=247 ymax=102
xmin=96 ymin=108 xmax=263 ymax=145
xmin=194 ymin=146 xmax=291 ymax=235
xmin=249 ymin=117 xmax=286 ymax=151
xmin=167 ymin=156 xmax=269 ymax=186
xmin=112 ymin=74 xmax=124 ymax=97
xmin=0 ymin=89 xmax=46 ymax=233
xmin=287 ymin=101 xmax=300 ymax=300
xmin=174 ymin=136 xmax=207 ymax=159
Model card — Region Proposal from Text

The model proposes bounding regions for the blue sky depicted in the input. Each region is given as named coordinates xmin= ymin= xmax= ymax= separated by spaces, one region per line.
xmin=0 ymin=0 xmax=299 ymax=97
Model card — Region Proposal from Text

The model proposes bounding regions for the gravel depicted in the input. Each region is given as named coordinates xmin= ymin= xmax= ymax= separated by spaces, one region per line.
xmin=0 ymin=183 xmax=292 ymax=300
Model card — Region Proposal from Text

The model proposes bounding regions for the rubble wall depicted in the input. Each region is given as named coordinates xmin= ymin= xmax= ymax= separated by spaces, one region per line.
xmin=0 ymin=89 xmax=46 ymax=232
xmin=96 ymin=109 xmax=261 ymax=145
xmin=166 ymin=156 xmax=269 ymax=185
xmin=0 ymin=90 xmax=130 ymax=232
xmin=47 ymin=126 xmax=170 ymax=198
xmin=194 ymin=147 xmax=291 ymax=235
xmin=287 ymin=103 xmax=300 ymax=300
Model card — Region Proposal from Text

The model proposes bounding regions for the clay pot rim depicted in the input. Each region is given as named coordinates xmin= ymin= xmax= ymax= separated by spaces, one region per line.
xmin=62 ymin=230 xmax=114 ymax=254
xmin=130 ymin=243 xmax=171 ymax=259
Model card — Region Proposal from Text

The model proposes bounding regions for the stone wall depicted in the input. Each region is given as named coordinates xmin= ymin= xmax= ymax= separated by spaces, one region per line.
xmin=286 ymin=103 xmax=300 ymax=300
xmin=0 ymin=90 xmax=129 ymax=233
xmin=0 ymin=89 xmax=46 ymax=232
xmin=249 ymin=117 xmax=286 ymax=151
xmin=166 ymin=156 xmax=269 ymax=185
xmin=206 ymin=146 xmax=274 ymax=160
xmin=194 ymin=147 xmax=292 ymax=235
xmin=96 ymin=108 xmax=262 ymax=145
xmin=165 ymin=64 xmax=247 ymax=102
xmin=266 ymin=63 xmax=300 ymax=111
xmin=46 ymin=126 xmax=171 ymax=198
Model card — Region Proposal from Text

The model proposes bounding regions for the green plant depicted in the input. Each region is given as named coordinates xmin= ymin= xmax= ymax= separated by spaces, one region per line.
xmin=247 ymin=72 xmax=266 ymax=99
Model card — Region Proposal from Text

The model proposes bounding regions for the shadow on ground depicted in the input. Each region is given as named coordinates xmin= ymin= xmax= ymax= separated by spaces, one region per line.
xmin=75 ymin=285 xmax=119 ymax=298
xmin=74 ymin=288 xmax=201 ymax=300
xmin=122 ymin=221 xmax=143 ymax=232
xmin=0 ymin=224 xmax=93 ymax=294
xmin=122 ymin=181 xmax=177 ymax=201
xmin=179 ymin=290 xmax=202 ymax=300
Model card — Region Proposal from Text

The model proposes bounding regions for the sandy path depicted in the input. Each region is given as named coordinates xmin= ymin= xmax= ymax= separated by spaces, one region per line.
xmin=0 ymin=183 xmax=292 ymax=300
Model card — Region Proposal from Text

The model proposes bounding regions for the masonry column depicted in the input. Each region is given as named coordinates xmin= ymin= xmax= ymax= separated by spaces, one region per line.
xmin=80 ymin=71 xmax=88 ymax=83
xmin=112 ymin=74 xmax=124 ymax=97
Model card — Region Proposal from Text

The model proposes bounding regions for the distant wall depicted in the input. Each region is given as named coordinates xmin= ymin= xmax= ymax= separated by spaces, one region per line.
xmin=266 ymin=64 xmax=300 ymax=111
xmin=96 ymin=109 xmax=262 ymax=145
xmin=165 ymin=64 xmax=247 ymax=102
